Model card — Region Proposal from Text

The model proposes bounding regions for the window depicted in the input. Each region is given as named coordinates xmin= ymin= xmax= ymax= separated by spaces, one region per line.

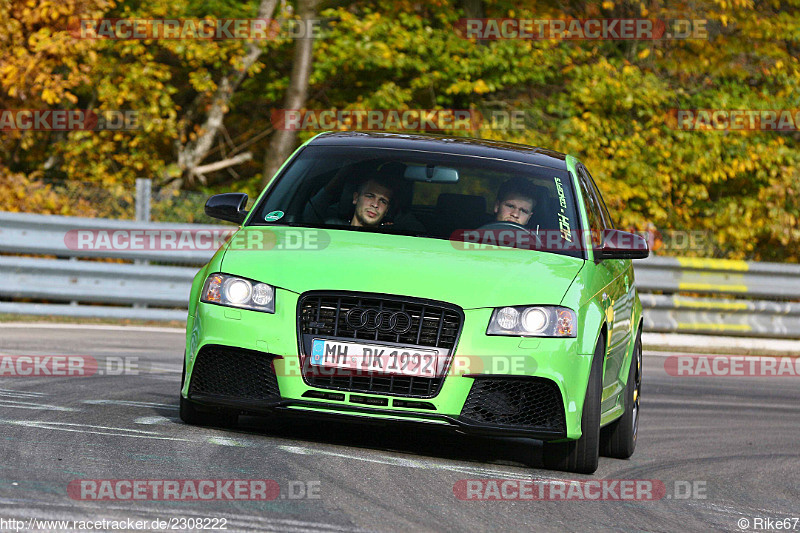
xmin=580 ymin=165 xmax=615 ymax=229
xmin=248 ymin=145 xmax=586 ymax=258
xmin=576 ymin=165 xmax=608 ymax=252
xmin=577 ymin=167 xmax=604 ymax=234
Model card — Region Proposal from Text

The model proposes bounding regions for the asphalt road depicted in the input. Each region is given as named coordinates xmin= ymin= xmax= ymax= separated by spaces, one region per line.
xmin=0 ymin=323 xmax=797 ymax=532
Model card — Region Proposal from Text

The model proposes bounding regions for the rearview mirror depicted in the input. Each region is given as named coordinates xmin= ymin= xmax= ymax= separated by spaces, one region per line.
xmin=205 ymin=193 xmax=249 ymax=224
xmin=404 ymin=164 xmax=459 ymax=183
xmin=594 ymin=229 xmax=649 ymax=260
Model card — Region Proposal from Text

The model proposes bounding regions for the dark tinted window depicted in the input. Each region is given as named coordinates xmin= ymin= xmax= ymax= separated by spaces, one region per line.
xmin=580 ymin=165 xmax=615 ymax=229
xmin=249 ymin=145 xmax=585 ymax=258
xmin=577 ymin=167 xmax=604 ymax=235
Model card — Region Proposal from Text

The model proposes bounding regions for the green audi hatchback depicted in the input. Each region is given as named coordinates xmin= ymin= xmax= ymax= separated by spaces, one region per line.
xmin=180 ymin=132 xmax=648 ymax=474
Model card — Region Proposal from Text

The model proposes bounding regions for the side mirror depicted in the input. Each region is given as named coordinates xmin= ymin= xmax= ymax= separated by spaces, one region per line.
xmin=594 ymin=229 xmax=649 ymax=260
xmin=205 ymin=193 xmax=248 ymax=224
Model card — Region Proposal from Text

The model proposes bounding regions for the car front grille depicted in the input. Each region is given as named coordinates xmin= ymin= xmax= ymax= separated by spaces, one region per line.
xmin=299 ymin=293 xmax=461 ymax=349
xmin=459 ymin=377 xmax=566 ymax=432
xmin=188 ymin=345 xmax=280 ymax=401
xmin=297 ymin=292 xmax=463 ymax=398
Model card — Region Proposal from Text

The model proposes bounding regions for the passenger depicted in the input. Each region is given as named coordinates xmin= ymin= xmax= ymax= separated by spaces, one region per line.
xmin=493 ymin=177 xmax=538 ymax=226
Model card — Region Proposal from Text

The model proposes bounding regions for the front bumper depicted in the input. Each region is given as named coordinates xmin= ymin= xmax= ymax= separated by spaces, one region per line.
xmin=188 ymin=393 xmax=567 ymax=440
xmin=184 ymin=294 xmax=594 ymax=440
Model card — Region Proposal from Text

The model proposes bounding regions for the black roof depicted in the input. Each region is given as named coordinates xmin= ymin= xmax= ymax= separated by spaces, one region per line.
xmin=308 ymin=131 xmax=569 ymax=170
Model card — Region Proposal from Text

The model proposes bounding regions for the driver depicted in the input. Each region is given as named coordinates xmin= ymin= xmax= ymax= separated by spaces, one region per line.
xmin=304 ymin=168 xmax=398 ymax=227
xmin=350 ymin=176 xmax=395 ymax=227
xmin=493 ymin=177 xmax=538 ymax=226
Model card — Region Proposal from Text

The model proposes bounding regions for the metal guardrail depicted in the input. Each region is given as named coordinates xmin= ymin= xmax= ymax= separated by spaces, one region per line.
xmin=0 ymin=211 xmax=225 ymax=263
xmin=0 ymin=212 xmax=798 ymax=338
xmin=635 ymin=256 xmax=800 ymax=300
xmin=0 ymin=302 xmax=186 ymax=322
xmin=640 ymin=294 xmax=800 ymax=338
xmin=0 ymin=256 xmax=196 ymax=306
xmin=0 ymin=211 xmax=225 ymax=322
xmin=635 ymin=256 xmax=800 ymax=338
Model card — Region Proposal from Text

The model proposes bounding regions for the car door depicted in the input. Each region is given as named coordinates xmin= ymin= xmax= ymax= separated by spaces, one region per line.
xmin=575 ymin=164 xmax=630 ymax=407
xmin=584 ymin=166 xmax=634 ymax=360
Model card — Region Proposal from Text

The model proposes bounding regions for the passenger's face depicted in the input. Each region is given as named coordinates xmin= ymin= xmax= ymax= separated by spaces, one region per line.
xmin=352 ymin=181 xmax=392 ymax=226
xmin=495 ymin=194 xmax=533 ymax=225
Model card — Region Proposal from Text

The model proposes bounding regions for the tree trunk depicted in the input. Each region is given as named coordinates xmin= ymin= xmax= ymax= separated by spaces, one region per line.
xmin=261 ymin=0 xmax=320 ymax=188
xmin=176 ymin=0 xmax=278 ymax=184
xmin=461 ymin=0 xmax=484 ymax=19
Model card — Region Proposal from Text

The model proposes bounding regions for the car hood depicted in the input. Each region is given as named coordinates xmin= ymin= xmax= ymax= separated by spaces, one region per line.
xmin=220 ymin=227 xmax=584 ymax=309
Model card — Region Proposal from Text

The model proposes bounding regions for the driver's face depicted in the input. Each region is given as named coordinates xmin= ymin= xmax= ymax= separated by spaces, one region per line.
xmin=352 ymin=180 xmax=392 ymax=227
xmin=495 ymin=194 xmax=533 ymax=225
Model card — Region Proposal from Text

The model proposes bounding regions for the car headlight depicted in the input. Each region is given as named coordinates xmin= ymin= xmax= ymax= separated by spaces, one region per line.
xmin=487 ymin=306 xmax=576 ymax=337
xmin=201 ymin=273 xmax=275 ymax=313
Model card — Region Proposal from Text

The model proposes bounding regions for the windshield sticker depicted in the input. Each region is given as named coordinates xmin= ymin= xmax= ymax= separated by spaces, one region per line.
xmin=264 ymin=210 xmax=284 ymax=222
xmin=554 ymin=177 xmax=573 ymax=242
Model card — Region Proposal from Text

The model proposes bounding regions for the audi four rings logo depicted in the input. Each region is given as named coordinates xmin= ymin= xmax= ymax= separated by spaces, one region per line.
xmin=345 ymin=308 xmax=413 ymax=334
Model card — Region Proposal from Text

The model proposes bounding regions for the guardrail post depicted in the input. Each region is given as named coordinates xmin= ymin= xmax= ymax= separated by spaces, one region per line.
xmin=69 ymin=257 xmax=78 ymax=307
xmin=134 ymin=178 xmax=152 ymax=309
xmin=135 ymin=178 xmax=152 ymax=223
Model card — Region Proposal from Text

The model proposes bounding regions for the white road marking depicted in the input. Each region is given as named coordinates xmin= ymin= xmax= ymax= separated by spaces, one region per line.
xmin=0 ymin=400 xmax=76 ymax=411
xmin=144 ymin=365 xmax=182 ymax=374
xmin=645 ymin=398 xmax=799 ymax=410
xmin=645 ymin=350 xmax=800 ymax=360
xmin=0 ymin=419 xmax=193 ymax=442
xmin=133 ymin=416 xmax=172 ymax=425
xmin=277 ymin=444 xmax=553 ymax=481
xmin=227 ymin=519 xmax=363 ymax=533
xmin=645 ymin=351 xmax=685 ymax=358
xmin=687 ymin=501 xmax=795 ymax=518
xmin=0 ymin=323 xmax=184 ymax=333
xmin=0 ymin=388 xmax=48 ymax=398
xmin=207 ymin=436 xmax=248 ymax=447
xmin=83 ymin=399 xmax=178 ymax=410
xmin=0 ymin=498 xmax=363 ymax=533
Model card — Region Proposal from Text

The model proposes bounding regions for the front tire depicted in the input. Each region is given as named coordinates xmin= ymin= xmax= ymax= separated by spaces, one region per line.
xmin=542 ymin=335 xmax=603 ymax=474
xmin=600 ymin=329 xmax=641 ymax=459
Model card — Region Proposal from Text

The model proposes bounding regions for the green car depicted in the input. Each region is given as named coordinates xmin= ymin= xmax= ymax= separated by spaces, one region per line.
xmin=180 ymin=132 xmax=648 ymax=474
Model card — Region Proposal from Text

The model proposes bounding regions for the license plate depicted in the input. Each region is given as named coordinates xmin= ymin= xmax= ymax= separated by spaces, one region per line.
xmin=309 ymin=339 xmax=443 ymax=378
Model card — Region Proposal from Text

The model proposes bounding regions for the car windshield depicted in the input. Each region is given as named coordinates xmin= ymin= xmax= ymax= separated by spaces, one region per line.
xmin=250 ymin=145 xmax=584 ymax=258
